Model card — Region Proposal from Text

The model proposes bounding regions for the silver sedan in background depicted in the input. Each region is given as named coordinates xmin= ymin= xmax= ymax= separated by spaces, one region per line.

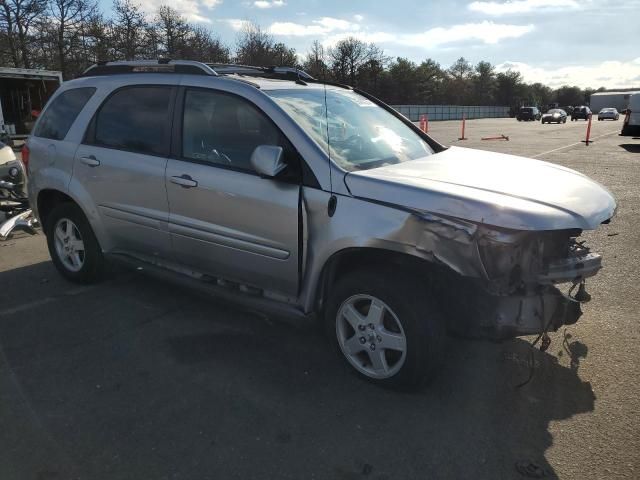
xmin=598 ymin=107 xmax=620 ymax=121
xmin=541 ymin=108 xmax=567 ymax=124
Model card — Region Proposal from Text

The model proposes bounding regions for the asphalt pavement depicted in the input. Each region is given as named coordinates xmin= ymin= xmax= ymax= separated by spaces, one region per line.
xmin=1 ymin=117 xmax=638 ymax=479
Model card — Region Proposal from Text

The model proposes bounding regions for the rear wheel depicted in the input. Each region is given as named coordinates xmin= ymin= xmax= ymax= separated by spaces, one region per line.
xmin=325 ymin=269 xmax=445 ymax=390
xmin=46 ymin=202 xmax=104 ymax=283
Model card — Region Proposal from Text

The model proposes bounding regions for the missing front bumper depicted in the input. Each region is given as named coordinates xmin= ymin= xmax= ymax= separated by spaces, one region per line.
xmin=445 ymin=281 xmax=584 ymax=340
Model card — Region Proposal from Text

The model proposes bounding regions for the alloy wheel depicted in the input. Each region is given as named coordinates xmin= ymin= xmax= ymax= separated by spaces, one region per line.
xmin=336 ymin=294 xmax=407 ymax=379
xmin=53 ymin=218 xmax=85 ymax=272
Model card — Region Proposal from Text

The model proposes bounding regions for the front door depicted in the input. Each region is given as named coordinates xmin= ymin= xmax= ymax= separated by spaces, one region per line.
xmin=166 ymin=88 xmax=300 ymax=296
xmin=74 ymin=85 xmax=174 ymax=258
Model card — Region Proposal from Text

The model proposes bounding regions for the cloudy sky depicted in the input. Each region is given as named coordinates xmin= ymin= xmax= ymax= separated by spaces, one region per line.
xmin=106 ymin=0 xmax=640 ymax=89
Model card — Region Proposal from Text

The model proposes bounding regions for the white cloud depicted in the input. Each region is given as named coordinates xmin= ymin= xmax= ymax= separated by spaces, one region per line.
xmin=269 ymin=16 xmax=360 ymax=36
xmin=201 ymin=0 xmax=222 ymax=7
xmin=254 ymin=0 xmax=285 ymax=8
xmin=322 ymin=21 xmax=534 ymax=48
xmin=354 ymin=14 xmax=364 ymax=22
xmin=468 ymin=0 xmax=580 ymax=16
xmin=222 ymin=18 xmax=247 ymax=30
xmin=137 ymin=0 xmax=221 ymax=23
xmin=402 ymin=21 xmax=534 ymax=46
xmin=496 ymin=58 xmax=640 ymax=89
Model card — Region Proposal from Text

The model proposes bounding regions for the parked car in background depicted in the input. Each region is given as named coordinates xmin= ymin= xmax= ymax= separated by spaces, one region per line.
xmin=516 ymin=106 xmax=541 ymax=121
xmin=621 ymin=94 xmax=640 ymax=136
xmin=571 ymin=106 xmax=592 ymax=121
xmin=541 ymin=109 xmax=567 ymax=124
xmin=598 ymin=108 xmax=620 ymax=121
xmin=26 ymin=60 xmax=617 ymax=390
xmin=563 ymin=106 xmax=575 ymax=116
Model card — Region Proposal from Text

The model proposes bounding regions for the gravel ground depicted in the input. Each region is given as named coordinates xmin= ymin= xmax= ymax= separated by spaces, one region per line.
xmin=1 ymin=118 xmax=638 ymax=480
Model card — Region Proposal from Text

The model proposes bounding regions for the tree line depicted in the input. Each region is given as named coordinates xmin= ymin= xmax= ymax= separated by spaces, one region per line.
xmin=1 ymin=0 xmax=604 ymax=108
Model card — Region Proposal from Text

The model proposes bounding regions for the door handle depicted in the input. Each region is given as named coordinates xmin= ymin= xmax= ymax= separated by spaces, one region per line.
xmin=80 ymin=155 xmax=100 ymax=167
xmin=170 ymin=175 xmax=198 ymax=188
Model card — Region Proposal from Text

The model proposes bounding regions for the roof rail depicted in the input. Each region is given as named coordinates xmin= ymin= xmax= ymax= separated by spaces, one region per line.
xmin=207 ymin=63 xmax=315 ymax=81
xmin=81 ymin=60 xmax=218 ymax=77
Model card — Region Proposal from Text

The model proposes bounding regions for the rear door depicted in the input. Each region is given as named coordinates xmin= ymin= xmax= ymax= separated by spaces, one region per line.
xmin=29 ymin=87 xmax=96 ymax=193
xmin=74 ymin=85 xmax=175 ymax=258
xmin=165 ymin=87 xmax=301 ymax=296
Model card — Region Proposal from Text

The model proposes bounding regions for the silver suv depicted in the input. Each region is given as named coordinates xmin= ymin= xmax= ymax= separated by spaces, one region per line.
xmin=26 ymin=60 xmax=616 ymax=389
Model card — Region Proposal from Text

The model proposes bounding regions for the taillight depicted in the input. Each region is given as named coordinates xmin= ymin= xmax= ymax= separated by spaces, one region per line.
xmin=21 ymin=144 xmax=30 ymax=174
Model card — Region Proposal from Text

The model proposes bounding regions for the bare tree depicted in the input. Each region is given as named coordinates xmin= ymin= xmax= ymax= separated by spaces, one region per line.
xmin=328 ymin=37 xmax=371 ymax=85
xmin=302 ymin=40 xmax=326 ymax=78
xmin=235 ymin=22 xmax=296 ymax=66
xmin=235 ymin=22 xmax=272 ymax=65
xmin=0 ymin=0 xmax=48 ymax=67
xmin=112 ymin=0 xmax=147 ymax=60
xmin=155 ymin=5 xmax=189 ymax=58
xmin=180 ymin=25 xmax=229 ymax=62
xmin=47 ymin=0 xmax=97 ymax=77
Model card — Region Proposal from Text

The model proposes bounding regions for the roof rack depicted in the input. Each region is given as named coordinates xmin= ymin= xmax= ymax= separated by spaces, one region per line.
xmin=207 ymin=63 xmax=315 ymax=82
xmin=80 ymin=60 xmax=333 ymax=88
xmin=81 ymin=60 xmax=218 ymax=77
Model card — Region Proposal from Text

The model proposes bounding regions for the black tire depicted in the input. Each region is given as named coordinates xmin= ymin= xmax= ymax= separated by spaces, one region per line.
xmin=324 ymin=268 xmax=445 ymax=390
xmin=45 ymin=202 xmax=104 ymax=283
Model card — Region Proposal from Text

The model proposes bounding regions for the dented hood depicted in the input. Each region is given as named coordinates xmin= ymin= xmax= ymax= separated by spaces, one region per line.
xmin=345 ymin=146 xmax=616 ymax=230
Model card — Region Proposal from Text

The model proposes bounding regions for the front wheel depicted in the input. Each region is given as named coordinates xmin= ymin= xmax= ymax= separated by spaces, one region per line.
xmin=46 ymin=202 xmax=104 ymax=283
xmin=325 ymin=269 xmax=445 ymax=390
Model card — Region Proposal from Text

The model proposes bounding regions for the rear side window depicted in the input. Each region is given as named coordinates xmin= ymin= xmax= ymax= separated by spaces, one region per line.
xmin=92 ymin=86 xmax=172 ymax=156
xmin=34 ymin=87 xmax=95 ymax=140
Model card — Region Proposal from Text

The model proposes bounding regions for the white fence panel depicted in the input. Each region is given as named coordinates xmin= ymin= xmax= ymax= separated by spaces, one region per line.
xmin=391 ymin=105 xmax=510 ymax=121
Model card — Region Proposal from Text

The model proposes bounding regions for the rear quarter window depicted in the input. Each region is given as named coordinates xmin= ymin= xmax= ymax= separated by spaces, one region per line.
xmin=34 ymin=87 xmax=96 ymax=141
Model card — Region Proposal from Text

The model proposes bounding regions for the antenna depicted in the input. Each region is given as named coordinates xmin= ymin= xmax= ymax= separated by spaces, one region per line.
xmin=322 ymin=63 xmax=337 ymax=217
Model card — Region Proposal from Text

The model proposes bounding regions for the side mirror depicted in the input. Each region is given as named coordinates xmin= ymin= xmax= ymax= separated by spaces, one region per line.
xmin=250 ymin=145 xmax=286 ymax=178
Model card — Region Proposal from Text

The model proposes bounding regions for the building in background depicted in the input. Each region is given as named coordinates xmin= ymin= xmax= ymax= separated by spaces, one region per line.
xmin=590 ymin=90 xmax=640 ymax=113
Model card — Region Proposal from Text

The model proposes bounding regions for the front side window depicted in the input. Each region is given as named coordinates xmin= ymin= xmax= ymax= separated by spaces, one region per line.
xmin=182 ymin=89 xmax=284 ymax=172
xmin=266 ymin=88 xmax=433 ymax=171
xmin=93 ymin=86 xmax=172 ymax=156
xmin=34 ymin=87 xmax=95 ymax=141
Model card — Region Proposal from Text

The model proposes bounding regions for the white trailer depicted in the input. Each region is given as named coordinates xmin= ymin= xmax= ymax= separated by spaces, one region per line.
xmin=590 ymin=91 xmax=640 ymax=113
xmin=0 ymin=67 xmax=62 ymax=141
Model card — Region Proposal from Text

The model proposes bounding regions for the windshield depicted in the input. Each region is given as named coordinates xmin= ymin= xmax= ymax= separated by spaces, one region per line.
xmin=548 ymin=109 xmax=562 ymax=114
xmin=266 ymin=87 xmax=433 ymax=171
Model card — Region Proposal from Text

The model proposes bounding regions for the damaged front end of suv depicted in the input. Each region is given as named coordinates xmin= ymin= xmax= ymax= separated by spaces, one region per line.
xmin=425 ymin=220 xmax=604 ymax=339
xmin=345 ymin=146 xmax=617 ymax=341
